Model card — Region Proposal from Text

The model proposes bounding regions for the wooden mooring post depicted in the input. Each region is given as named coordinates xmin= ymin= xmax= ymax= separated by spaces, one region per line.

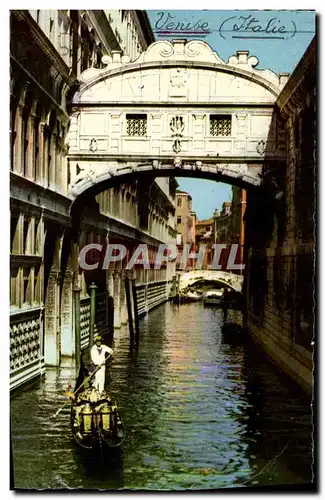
xmin=89 ymin=283 xmax=97 ymax=353
xmin=124 ymin=276 xmax=134 ymax=345
xmin=132 ymin=278 xmax=140 ymax=345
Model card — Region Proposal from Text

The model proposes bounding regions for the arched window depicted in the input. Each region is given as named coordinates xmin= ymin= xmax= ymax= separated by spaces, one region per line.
xmin=10 ymin=79 xmax=20 ymax=172
xmin=22 ymin=89 xmax=33 ymax=177
xmin=33 ymin=101 xmax=42 ymax=181
xmin=95 ymin=42 xmax=102 ymax=68
xmin=45 ymin=110 xmax=56 ymax=187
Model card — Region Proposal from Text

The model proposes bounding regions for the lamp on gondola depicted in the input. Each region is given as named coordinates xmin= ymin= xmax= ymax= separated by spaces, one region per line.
xmin=100 ymin=403 xmax=111 ymax=431
xmin=81 ymin=403 xmax=93 ymax=433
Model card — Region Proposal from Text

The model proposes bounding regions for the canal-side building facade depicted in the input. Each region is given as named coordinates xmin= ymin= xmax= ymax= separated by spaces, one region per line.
xmin=244 ymin=38 xmax=315 ymax=394
xmin=10 ymin=10 xmax=177 ymax=390
xmin=195 ymin=217 xmax=214 ymax=269
xmin=175 ymin=190 xmax=196 ymax=271
xmin=231 ymin=187 xmax=246 ymax=270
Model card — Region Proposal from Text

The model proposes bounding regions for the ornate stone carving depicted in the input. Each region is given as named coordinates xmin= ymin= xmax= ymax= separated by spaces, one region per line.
xmin=89 ymin=138 xmax=98 ymax=153
xmin=169 ymin=68 xmax=188 ymax=97
xmin=174 ymin=157 xmax=182 ymax=168
xmin=170 ymin=116 xmax=185 ymax=154
xmin=73 ymin=163 xmax=98 ymax=186
xmin=74 ymin=39 xmax=282 ymax=106
xmin=170 ymin=116 xmax=185 ymax=135
xmin=256 ymin=140 xmax=267 ymax=155
xmin=229 ymin=53 xmax=259 ymax=68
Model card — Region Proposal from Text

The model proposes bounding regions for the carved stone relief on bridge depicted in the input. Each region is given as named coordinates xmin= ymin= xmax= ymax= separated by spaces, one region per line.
xmin=169 ymin=68 xmax=188 ymax=97
xmin=170 ymin=115 xmax=185 ymax=154
xmin=73 ymin=39 xmax=283 ymax=106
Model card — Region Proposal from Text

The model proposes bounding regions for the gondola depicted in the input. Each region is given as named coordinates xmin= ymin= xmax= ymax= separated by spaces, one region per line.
xmin=70 ymin=356 xmax=125 ymax=451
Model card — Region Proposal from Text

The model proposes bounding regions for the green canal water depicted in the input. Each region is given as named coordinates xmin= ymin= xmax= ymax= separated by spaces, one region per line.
xmin=11 ymin=302 xmax=313 ymax=490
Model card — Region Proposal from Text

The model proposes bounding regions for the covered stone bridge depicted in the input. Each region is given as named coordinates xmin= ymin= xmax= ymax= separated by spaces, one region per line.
xmin=67 ymin=38 xmax=288 ymax=216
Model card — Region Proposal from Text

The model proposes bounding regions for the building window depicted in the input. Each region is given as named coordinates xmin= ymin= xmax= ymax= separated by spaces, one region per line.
xmin=33 ymin=114 xmax=41 ymax=181
xmin=22 ymin=108 xmax=30 ymax=176
xmin=177 ymin=216 xmax=182 ymax=224
xmin=33 ymin=266 xmax=41 ymax=304
xmin=23 ymin=267 xmax=31 ymax=306
xmin=10 ymin=215 xmax=19 ymax=254
xmin=126 ymin=114 xmax=147 ymax=136
xmin=23 ymin=216 xmax=31 ymax=255
xmin=10 ymin=267 xmax=19 ymax=307
xmin=177 ymin=198 xmax=182 ymax=207
xmin=10 ymin=89 xmax=19 ymax=172
xmin=210 ymin=115 xmax=232 ymax=136
xmin=96 ymin=48 xmax=102 ymax=69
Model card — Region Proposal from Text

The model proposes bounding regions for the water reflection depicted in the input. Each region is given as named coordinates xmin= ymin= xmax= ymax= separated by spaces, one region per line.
xmin=11 ymin=302 xmax=313 ymax=490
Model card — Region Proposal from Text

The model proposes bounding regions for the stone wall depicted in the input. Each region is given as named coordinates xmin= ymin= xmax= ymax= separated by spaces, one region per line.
xmin=244 ymin=38 xmax=315 ymax=395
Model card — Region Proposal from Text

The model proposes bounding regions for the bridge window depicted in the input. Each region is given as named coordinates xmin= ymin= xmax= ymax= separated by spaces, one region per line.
xmin=210 ymin=115 xmax=232 ymax=137
xmin=126 ymin=114 xmax=147 ymax=136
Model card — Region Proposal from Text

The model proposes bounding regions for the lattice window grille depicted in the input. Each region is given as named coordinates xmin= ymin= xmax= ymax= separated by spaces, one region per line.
xmin=210 ymin=115 xmax=232 ymax=136
xmin=126 ymin=114 xmax=147 ymax=136
xmin=80 ymin=298 xmax=91 ymax=349
xmin=10 ymin=318 xmax=41 ymax=372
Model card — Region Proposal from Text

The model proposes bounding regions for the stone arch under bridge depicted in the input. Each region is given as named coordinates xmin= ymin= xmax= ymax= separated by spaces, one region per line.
xmin=67 ymin=39 xmax=288 ymax=214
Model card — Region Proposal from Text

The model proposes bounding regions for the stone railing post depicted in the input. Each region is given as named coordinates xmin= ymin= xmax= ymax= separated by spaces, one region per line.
xmin=73 ymin=286 xmax=81 ymax=369
xmin=89 ymin=283 xmax=97 ymax=351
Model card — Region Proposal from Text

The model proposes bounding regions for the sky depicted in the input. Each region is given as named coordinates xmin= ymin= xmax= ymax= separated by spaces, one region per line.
xmin=147 ymin=9 xmax=316 ymax=220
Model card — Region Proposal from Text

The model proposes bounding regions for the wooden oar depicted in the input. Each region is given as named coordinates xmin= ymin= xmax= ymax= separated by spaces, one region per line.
xmin=52 ymin=355 xmax=111 ymax=419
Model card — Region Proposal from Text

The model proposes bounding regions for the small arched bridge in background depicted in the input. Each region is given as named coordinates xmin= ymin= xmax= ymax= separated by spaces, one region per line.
xmin=179 ymin=270 xmax=243 ymax=293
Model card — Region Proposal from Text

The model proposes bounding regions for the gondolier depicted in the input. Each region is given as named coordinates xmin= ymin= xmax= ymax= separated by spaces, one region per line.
xmin=90 ymin=335 xmax=113 ymax=393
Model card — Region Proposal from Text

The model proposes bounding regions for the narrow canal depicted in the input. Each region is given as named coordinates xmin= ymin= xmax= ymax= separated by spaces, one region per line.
xmin=11 ymin=302 xmax=313 ymax=490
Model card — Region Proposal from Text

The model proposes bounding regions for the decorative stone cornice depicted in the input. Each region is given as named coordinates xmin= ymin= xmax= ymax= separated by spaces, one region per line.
xmin=10 ymin=55 xmax=70 ymax=124
xmin=74 ymin=39 xmax=283 ymax=101
xmin=11 ymin=10 xmax=77 ymax=89
xmin=86 ymin=10 xmax=122 ymax=55
xmin=277 ymin=37 xmax=315 ymax=119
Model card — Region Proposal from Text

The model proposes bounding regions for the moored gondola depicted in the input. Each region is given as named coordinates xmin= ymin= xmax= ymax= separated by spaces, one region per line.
xmin=70 ymin=356 xmax=125 ymax=451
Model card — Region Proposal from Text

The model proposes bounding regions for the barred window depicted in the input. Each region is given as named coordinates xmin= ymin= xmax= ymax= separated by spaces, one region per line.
xmin=126 ymin=114 xmax=147 ymax=136
xmin=210 ymin=115 xmax=232 ymax=136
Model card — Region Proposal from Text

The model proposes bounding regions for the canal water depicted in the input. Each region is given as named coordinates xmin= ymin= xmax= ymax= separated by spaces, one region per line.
xmin=11 ymin=302 xmax=313 ymax=490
